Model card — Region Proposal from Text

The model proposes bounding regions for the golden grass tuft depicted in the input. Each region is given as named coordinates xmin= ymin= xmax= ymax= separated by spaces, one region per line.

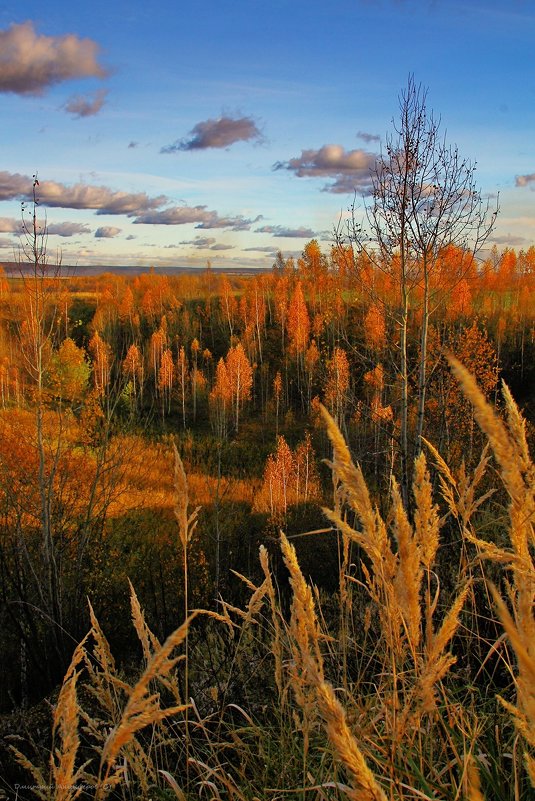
xmin=51 ymin=650 xmax=85 ymax=801
xmin=466 ymin=755 xmax=485 ymax=801
xmin=280 ymin=530 xmax=388 ymax=801
xmin=412 ymin=451 xmax=440 ymax=571
xmin=100 ymin=614 xmax=195 ymax=776
xmin=173 ymin=441 xmax=200 ymax=550
xmin=321 ymin=403 xmax=469 ymax=711
xmin=448 ymin=356 xmax=534 ymax=788
xmin=12 ymin=361 xmax=535 ymax=799
xmin=313 ymin=679 xmax=388 ymax=801
xmin=391 ymin=475 xmax=422 ymax=652
xmin=259 ymin=544 xmax=284 ymax=697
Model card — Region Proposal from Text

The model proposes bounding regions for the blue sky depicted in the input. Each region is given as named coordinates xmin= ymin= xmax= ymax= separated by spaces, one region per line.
xmin=1 ymin=0 xmax=534 ymax=269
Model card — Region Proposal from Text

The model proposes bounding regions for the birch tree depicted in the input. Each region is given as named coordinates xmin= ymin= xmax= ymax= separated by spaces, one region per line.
xmin=338 ymin=76 xmax=497 ymax=507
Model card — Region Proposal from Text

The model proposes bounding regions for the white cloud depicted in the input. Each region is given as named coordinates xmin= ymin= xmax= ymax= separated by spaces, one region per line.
xmin=0 ymin=21 xmax=107 ymax=95
xmin=180 ymin=236 xmax=217 ymax=249
xmin=65 ymin=89 xmax=107 ymax=118
xmin=0 ymin=217 xmax=20 ymax=233
xmin=162 ymin=115 xmax=262 ymax=152
xmin=515 ymin=173 xmax=535 ymax=187
xmin=274 ymin=144 xmax=376 ymax=194
xmin=95 ymin=226 xmax=122 ymax=238
xmin=134 ymin=206 xmax=259 ymax=230
xmin=0 ymin=171 xmax=168 ymax=216
xmin=255 ymin=225 xmax=317 ymax=238
xmin=47 ymin=222 xmax=91 ymax=237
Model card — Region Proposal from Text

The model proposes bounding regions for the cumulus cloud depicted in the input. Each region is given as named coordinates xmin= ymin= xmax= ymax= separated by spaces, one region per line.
xmin=95 ymin=226 xmax=121 ymax=238
xmin=47 ymin=222 xmax=91 ymax=237
xmin=161 ymin=115 xmax=262 ymax=152
xmin=180 ymin=236 xmax=216 ymax=249
xmin=255 ymin=225 xmax=317 ymax=238
xmin=244 ymin=246 xmax=278 ymax=253
xmin=0 ymin=215 xmax=89 ymax=238
xmin=515 ymin=173 xmax=535 ymax=187
xmin=274 ymin=144 xmax=377 ymax=194
xmin=40 ymin=182 xmax=167 ymax=216
xmin=0 ymin=217 xmax=20 ymax=233
xmin=0 ymin=171 xmax=31 ymax=200
xmin=0 ymin=21 xmax=107 ymax=95
xmin=0 ymin=170 xmax=258 ymax=236
xmin=0 ymin=171 xmax=168 ymax=216
xmin=134 ymin=206 xmax=220 ymax=226
xmin=357 ymin=130 xmax=380 ymax=144
xmin=134 ymin=205 xmax=259 ymax=231
xmin=488 ymin=233 xmax=527 ymax=246
xmin=65 ymin=89 xmax=107 ymax=118
xmin=179 ymin=237 xmax=232 ymax=251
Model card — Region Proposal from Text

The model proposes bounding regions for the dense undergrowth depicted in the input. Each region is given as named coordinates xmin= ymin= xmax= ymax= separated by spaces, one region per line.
xmin=2 ymin=360 xmax=533 ymax=801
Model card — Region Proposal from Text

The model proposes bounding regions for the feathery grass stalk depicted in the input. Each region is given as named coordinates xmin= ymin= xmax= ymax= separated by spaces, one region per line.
xmin=448 ymin=356 xmax=534 ymax=788
xmin=391 ymin=476 xmax=422 ymax=655
xmin=280 ymin=530 xmax=323 ymax=796
xmin=129 ymin=580 xmax=182 ymax=703
xmin=98 ymin=612 xmax=195 ymax=798
xmin=12 ymin=638 xmax=90 ymax=801
xmin=259 ymin=544 xmax=284 ymax=698
xmin=50 ymin=643 xmax=87 ymax=801
xmin=314 ymin=679 xmax=388 ymax=801
xmin=173 ymin=441 xmax=200 ymax=788
xmin=466 ymin=755 xmax=485 ymax=801
xmin=280 ymin=531 xmax=388 ymax=801
xmin=320 ymin=401 xmax=476 ymax=789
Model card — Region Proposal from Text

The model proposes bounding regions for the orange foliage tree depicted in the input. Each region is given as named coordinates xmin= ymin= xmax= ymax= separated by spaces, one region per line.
xmin=122 ymin=343 xmax=144 ymax=401
xmin=158 ymin=347 xmax=174 ymax=415
xmin=426 ymin=321 xmax=499 ymax=464
xmin=254 ymin=433 xmax=320 ymax=523
xmin=210 ymin=357 xmax=232 ymax=439
xmin=47 ymin=338 xmax=90 ymax=403
xmin=287 ymin=280 xmax=310 ymax=356
xmin=88 ymin=331 xmax=112 ymax=396
xmin=225 ymin=342 xmax=253 ymax=433
xmin=177 ymin=345 xmax=189 ymax=428
xmin=324 ymin=346 xmax=350 ymax=428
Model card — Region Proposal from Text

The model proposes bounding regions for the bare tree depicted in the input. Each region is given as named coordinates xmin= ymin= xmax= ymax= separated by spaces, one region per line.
xmin=1 ymin=177 xmax=132 ymax=702
xmin=17 ymin=175 xmax=66 ymax=679
xmin=338 ymin=76 xmax=498 ymax=507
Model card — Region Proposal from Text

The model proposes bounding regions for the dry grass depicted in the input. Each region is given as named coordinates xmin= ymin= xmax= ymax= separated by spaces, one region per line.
xmin=446 ymin=358 xmax=534 ymax=790
xmin=11 ymin=362 xmax=534 ymax=800
xmin=321 ymin=402 xmax=470 ymax=730
xmin=12 ymin=585 xmax=195 ymax=801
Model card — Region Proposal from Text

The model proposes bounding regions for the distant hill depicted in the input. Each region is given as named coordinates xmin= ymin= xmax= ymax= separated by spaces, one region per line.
xmin=0 ymin=261 xmax=269 ymax=277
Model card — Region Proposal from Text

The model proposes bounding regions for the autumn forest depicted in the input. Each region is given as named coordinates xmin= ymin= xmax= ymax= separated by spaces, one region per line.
xmin=1 ymin=85 xmax=534 ymax=801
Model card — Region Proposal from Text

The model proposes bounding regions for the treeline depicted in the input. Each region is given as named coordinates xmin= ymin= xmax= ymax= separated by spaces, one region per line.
xmin=2 ymin=239 xmax=534 ymax=433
